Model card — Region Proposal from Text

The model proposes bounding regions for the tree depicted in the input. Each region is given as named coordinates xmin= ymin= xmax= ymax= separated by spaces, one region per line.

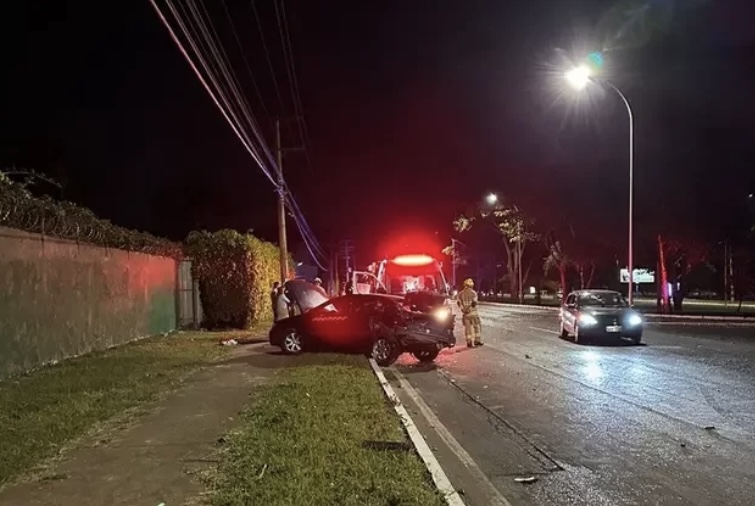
xmin=453 ymin=199 xmax=538 ymax=298
xmin=542 ymin=222 xmax=602 ymax=300
xmin=543 ymin=234 xmax=570 ymax=301
xmin=441 ymin=242 xmax=469 ymax=288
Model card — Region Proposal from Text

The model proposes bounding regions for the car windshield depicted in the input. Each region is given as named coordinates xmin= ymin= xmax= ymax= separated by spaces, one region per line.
xmin=579 ymin=292 xmax=627 ymax=307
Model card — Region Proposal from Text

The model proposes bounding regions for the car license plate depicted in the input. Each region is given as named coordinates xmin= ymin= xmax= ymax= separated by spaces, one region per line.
xmin=606 ymin=325 xmax=621 ymax=333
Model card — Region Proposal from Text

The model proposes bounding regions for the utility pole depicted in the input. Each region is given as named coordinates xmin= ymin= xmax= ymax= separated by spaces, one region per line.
xmin=338 ymin=239 xmax=354 ymax=292
xmin=275 ymin=119 xmax=289 ymax=282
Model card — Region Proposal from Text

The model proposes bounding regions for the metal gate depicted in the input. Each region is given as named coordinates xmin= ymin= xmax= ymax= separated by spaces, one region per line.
xmin=177 ymin=259 xmax=203 ymax=328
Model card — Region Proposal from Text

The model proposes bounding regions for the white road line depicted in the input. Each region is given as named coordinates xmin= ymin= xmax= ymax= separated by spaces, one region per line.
xmin=390 ymin=367 xmax=514 ymax=506
xmin=648 ymin=321 xmax=755 ymax=327
xmin=368 ymin=359 xmax=466 ymax=506
xmin=530 ymin=326 xmax=558 ymax=335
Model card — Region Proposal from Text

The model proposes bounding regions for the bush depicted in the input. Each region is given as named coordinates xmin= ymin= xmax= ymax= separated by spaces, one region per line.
xmin=0 ymin=170 xmax=181 ymax=258
xmin=185 ymin=229 xmax=288 ymax=329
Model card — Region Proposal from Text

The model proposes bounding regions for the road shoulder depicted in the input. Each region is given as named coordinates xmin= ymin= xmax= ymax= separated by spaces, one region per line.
xmin=383 ymin=365 xmax=519 ymax=506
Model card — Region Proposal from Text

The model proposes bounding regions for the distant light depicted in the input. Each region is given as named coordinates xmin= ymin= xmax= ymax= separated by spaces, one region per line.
xmin=392 ymin=254 xmax=435 ymax=266
xmin=565 ymin=65 xmax=591 ymax=90
xmin=486 ymin=193 xmax=498 ymax=205
xmin=749 ymin=193 xmax=753 ymax=199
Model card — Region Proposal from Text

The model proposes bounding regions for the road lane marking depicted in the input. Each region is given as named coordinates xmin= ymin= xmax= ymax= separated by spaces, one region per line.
xmin=648 ymin=321 xmax=755 ymax=327
xmin=530 ymin=326 xmax=558 ymax=335
xmin=390 ymin=367 xmax=514 ymax=506
xmin=368 ymin=359 xmax=466 ymax=506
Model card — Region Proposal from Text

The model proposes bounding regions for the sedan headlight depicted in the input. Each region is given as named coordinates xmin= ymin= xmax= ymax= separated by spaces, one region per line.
xmin=627 ymin=314 xmax=643 ymax=326
xmin=433 ymin=306 xmax=451 ymax=322
xmin=578 ymin=313 xmax=598 ymax=326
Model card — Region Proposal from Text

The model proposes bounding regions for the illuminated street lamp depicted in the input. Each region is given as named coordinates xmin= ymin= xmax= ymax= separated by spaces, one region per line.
xmin=565 ymin=65 xmax=591 ymax=90
xmin=565 ymin=56 xmax=636 ymax=305
xmin=486 ymin=193 xmax=498 ymax=205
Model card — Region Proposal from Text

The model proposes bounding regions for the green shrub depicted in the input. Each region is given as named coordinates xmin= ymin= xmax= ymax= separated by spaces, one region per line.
xmin=185 ymin=230 xmax=290 ymax=329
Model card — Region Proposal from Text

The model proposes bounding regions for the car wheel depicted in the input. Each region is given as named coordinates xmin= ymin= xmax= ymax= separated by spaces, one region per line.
xmin=559 ymin=320 xmax=569 ymax=339
xmin=281 ymin=331 xmax=303 ymax=355
xmin=631 ymin=335 xmax=642 ymax=345
xmin=372 ymin=337 xmax=400 ymax=367
xmin=412 ymin=349 xmax=440 ymax=363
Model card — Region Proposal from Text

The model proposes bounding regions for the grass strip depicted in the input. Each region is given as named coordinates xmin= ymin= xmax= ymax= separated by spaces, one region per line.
xmin=210 ymin=354 xmax=446 ymax=506
xmin=0 ymin=330 xmax=235 ymax=486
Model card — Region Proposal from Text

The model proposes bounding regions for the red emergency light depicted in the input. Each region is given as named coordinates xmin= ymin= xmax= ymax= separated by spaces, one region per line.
xmin=391 ymin=254 xmax=435 ymax=267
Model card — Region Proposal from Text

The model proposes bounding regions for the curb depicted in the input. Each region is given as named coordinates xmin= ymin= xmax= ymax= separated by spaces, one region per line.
xmin=368 ymin=358 xmax=466 ymax=506
xmin=480 ymin=300 xmax=558 ymax=311
xmin=480 ymin=300 xmax=755 ymax=322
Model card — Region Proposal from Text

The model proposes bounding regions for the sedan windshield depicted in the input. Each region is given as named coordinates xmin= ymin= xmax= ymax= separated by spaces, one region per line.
xmin=579 ymin=292 xmax=627 ymax=307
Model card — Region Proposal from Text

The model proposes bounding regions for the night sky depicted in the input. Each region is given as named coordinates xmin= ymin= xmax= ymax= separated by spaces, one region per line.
xmin=2 ymin=0 xmax=754 ymax=262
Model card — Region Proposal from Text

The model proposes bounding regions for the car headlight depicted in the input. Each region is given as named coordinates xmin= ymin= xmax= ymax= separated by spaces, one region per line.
xmin=433 ymin=306 xmax=451 ymax=322
xmin=627 ymin=314 xmax=643 ymax=326
xmin=578 ymin=313 xmax=598 ymax=326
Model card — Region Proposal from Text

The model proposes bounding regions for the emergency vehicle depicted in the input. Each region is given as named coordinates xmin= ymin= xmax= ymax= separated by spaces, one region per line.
xmin=347 ymin=253 xmax=450 ymax=297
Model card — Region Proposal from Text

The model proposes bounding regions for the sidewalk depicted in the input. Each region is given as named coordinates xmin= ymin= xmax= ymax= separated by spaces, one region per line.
xmin=0 ymin=343 xmax=279 ymax=506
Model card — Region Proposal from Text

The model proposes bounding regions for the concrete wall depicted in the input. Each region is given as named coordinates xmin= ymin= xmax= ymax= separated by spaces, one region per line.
xmin=0 ymin=226 xmax=177 ymax=378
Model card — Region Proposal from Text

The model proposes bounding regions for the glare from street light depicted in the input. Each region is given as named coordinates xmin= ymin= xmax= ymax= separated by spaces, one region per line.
xmin=565 ymin=65 xmax=592 ymax=90
xmin=486 ymin=193 xmax=498 ymax=205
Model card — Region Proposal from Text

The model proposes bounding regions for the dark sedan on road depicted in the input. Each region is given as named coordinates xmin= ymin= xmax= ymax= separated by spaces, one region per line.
xmin=270 ymin=282 xmax=456 ymax=366
xmin=559 ymin=289 xmax=643 ymax=344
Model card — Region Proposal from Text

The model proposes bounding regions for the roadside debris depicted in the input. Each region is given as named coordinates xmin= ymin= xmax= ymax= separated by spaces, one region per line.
xmin=221 ymin=339 xmax=239 ymax=346
xmin=704 ymin=426 xmax=716 ymax=431
xmin=256 ymin=463 xmax=268 ymax=480
xmin=515 ymin=476 xmax=538 ymax=484
xmin=525 ymin=354 xmax=531 ymax=359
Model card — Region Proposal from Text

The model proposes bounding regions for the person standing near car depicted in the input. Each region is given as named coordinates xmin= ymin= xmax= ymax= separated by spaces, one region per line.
xmin=457 ymin=278 xmax=483 ymax=348
xmin=271 ymin=281 xmax=281 ymax=321
xmin=275 ymin=285 xmax=291 ymax=322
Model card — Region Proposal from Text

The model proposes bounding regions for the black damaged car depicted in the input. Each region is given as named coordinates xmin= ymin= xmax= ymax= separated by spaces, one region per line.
xmin=269 ymin=280 xmax=456 ymax=366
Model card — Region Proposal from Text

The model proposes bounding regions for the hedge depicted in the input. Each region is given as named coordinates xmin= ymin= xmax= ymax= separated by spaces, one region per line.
xmin=0 ymin=169 xmax=181 ymax=258
xmin=185 ymin=229 xmax=294 ymax=329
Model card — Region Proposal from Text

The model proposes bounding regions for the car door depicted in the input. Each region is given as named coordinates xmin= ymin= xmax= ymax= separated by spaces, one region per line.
xmin=305 ymin=296 xmax=354 ymax=345
xmin=349 ymin=297 xmax=389 ymax=348
xmin=562 ymin=293 xmax=578 ymax=332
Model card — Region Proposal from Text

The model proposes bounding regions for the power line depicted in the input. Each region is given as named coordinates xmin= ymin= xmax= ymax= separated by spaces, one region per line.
xmin=150 ymin=0 xmax=327 ymax=268
xmin=187 ymin=0 xmax=277 ymax=170
xmin=219 ymin=0 xmax=272 ymax=129
xmin=250 ymin=0 xmax=295 ymax=141
xmin=273 ymin=0 xmax=311 ymax=168
xmin=150 ymin=0 xmax=276 ymax=185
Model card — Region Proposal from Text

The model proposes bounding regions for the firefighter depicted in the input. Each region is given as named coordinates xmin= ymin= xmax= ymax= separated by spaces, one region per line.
xmin=457 ymin=278 xmax=483 ymax=347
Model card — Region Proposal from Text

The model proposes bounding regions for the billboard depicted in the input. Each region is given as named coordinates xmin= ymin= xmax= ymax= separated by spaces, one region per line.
xmin=619 ymin=268 xmax=655 ymax=284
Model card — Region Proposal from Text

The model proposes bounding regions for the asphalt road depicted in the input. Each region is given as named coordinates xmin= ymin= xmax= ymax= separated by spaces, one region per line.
xmin=390 ymin=303 xmax=755 ymax=506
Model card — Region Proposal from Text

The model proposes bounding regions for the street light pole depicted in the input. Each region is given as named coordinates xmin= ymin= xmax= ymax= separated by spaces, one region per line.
xmin=564 ymin=65 xmax=635 ymax=305
xmin=603 ymin=81 xmax=635 ymax=306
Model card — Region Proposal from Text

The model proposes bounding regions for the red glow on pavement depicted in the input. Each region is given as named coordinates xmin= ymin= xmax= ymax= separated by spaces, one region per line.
xmin=392 ymin=254 xmax=435 ymax=266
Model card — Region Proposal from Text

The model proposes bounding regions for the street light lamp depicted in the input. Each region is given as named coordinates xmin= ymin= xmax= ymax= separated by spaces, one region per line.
xmin=565 ymin=65 xmax=591 ymax=90
xmin=565 ymin=60 xmax=636 ymax=305
xmin=486 ymin=193 xmax=498 ymax=205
